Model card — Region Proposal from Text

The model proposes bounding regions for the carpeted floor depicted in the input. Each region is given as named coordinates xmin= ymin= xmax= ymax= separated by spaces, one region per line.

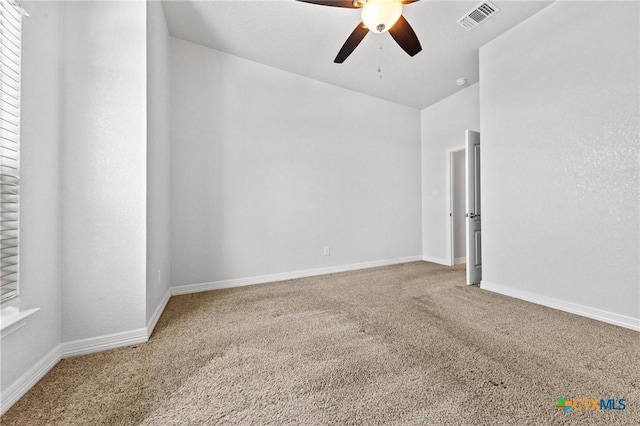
xmin=2 ymin=261 xmax=639 ymax=425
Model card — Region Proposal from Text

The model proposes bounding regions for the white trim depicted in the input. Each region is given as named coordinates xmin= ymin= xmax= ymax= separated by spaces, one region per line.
xmin=481 ymin=280 xmax=640 ymax=332
xmin=454 ymin=257 xmax=466 ymax=265
xmin=171 ymin=256 xmax=423 ymax=295
xmin=146 ymin=288 xmax=171 ymax=338
xmin=15 ymin=0 xmax=36 ymax=17
xmin=421 ymin=255 xmax=450 ymax=266
xmin=445 ymin=145 xmax=465 ymax=267
xmin=61 ymin=328 xmax=148 ymax=359
xmin=2 ymin=305 xmax=169 ymax=412
xmin=1 ymin=307 xmax=39 ymax=339
xmin=1 ymin=345 xmax=61 ymax=415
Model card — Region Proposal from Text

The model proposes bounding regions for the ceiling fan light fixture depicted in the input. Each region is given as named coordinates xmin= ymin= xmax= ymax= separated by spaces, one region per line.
xmin=361 ymin=0 xmax=403 ymax=33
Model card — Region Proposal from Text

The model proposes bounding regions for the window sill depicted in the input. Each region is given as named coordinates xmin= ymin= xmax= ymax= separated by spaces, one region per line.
xmin=1 ymin=306 xmax=40 ymax=339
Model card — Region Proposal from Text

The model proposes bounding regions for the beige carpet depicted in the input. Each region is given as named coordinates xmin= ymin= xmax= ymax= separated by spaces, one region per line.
xmin=2 ymin=261 xmax=639 ymax=425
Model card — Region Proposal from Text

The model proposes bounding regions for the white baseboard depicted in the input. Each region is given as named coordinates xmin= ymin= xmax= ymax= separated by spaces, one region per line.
xmin=146 ymin=288 xmax=171 ymax=338
xmin=481 ymin=280 xmax=640 ymax=332
xmin=1 ymin=345 xmax=61 ymax=415
xmin=421 ymin=255 xmax=450 ymax=266
xmin=171 ymin=256 xmax=423 ymax=295
xmin=61 ymin=328 xmax=148 ymax=359
xmin=3 ymin=304 xmax=171 ymax=413
xmin=454 ymin=257 xmax=466 ymax=265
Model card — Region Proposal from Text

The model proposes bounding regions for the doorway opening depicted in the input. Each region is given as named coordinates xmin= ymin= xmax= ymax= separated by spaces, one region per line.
xmin=446 ymin=145 xmax=466 ymax=266
xmin=446 ymin=130 xmax=482 ymax=285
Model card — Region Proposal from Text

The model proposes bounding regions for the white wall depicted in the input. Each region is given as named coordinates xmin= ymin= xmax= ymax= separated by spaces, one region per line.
xmin=1 ymin=0 xmax=63 ymax=392
xmin=146 ymin=1 xmax=171 ymax=328
xmin=170 ymin=38 xmax=422 ymax=287
xmin=61 ymin=1 xmax=147 ymax=341
xmin=480 ymin=1 xmax=639 ymax=327
xmin=421 ymin=84 xmax=479 ymax=264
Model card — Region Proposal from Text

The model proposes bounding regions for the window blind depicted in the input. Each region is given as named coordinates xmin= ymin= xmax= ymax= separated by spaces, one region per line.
xmin=0 ymin=0 xmax=21 ymax=302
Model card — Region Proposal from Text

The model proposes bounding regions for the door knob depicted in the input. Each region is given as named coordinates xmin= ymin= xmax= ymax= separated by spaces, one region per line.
xmin=466 ymin=213 xmax=480 ymax=219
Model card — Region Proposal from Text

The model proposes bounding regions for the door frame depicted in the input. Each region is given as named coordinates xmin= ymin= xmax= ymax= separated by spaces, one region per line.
xmin=445 ymin=145 xmax=465 ymax=266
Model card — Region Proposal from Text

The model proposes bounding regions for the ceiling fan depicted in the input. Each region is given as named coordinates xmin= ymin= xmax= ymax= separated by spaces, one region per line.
xmin=296 ymin=0 xmax=422 ymax=63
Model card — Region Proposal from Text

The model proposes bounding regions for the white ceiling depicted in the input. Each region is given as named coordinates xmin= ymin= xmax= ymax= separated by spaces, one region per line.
xmin=162 ymin=0 xmax=552 ymax=109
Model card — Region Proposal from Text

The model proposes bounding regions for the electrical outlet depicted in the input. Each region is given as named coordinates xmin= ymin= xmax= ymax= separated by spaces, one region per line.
xmin=324 ymin=247 xmax=331 ymax=256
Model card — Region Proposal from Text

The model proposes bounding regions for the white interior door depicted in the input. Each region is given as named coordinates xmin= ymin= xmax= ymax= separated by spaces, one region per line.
xmin=465 ymin=130 xmax=481 ymax=285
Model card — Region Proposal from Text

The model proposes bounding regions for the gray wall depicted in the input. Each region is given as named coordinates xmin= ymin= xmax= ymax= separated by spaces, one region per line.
xmin=146 ymin=1 xmax=171 ymax=327
xmin=3 ymin=1 xmax=175 ymax=408
xmin=170 ymin=38 xmax=422 ymax=287
xmin=480 ymin=1 xmax=639 ymax=326
xmin=61 ymin=1 xmax=147 ymax=341
xmin=421 ymin=84 xmax=479 ymax=264
xmin=1 ymin=0 xmax=63 ymax=392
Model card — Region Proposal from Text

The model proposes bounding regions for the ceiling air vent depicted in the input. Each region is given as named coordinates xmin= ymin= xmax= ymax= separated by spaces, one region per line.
xmin=456 ymin=1 xmax=500 ymax=31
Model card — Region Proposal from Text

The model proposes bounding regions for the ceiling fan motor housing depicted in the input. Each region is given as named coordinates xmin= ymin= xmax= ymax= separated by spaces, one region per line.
xmin=295 ymin=0 xmax=422 ymax=63
xmin=361 ymin=0 xmax=403 ymax=33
